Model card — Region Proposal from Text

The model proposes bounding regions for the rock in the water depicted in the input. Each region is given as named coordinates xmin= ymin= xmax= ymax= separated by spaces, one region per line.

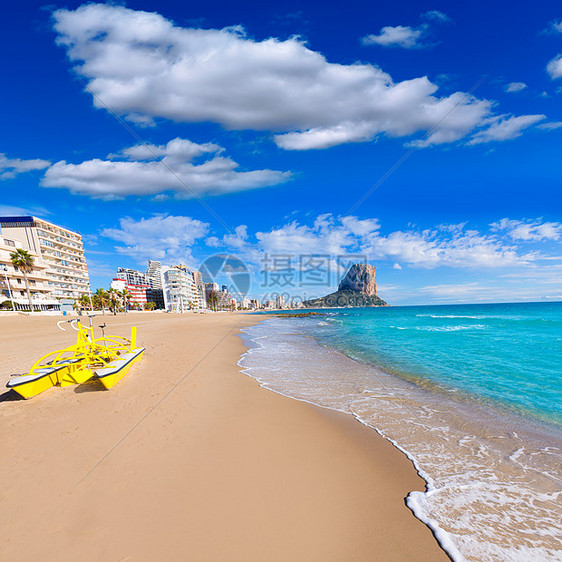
xmin=338 ymin=264 xmax=378 ymax=296
xmin=303 ymin=263 xmax=388 ymax=308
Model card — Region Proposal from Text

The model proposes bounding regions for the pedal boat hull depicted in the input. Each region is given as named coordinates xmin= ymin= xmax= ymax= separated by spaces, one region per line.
xmin=7 ymin=361 xmax=78 ymax=399
xmin=95 ymin=347 xmax=145 ymax=389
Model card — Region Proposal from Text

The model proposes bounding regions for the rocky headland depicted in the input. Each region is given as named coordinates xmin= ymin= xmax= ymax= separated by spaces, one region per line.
xmin=303 ymin=264 xmax=388 ymax=308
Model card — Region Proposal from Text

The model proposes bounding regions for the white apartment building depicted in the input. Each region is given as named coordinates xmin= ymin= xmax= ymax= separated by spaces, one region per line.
xmin=146 ymin=260 xmax=162 ymax=289
xmin=161 ymin=265 xmax=200 ymax=312
xmin=0 ymin=235 xmax=60 ymax=310
xmin=116 ymin=267 xmax=148 ymax=286
xmin=0 ymin=216 xmax=90 ymax=301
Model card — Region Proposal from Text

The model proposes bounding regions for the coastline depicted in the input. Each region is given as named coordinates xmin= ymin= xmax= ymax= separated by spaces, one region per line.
xmin=240 ymin=311 xmax=562 ymax=561
xmin=0 ymin=313 xmax=447 ymax=561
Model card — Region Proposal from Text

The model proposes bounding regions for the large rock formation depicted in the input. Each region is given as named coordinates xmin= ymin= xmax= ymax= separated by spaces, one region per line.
xmin=338 ymin=264 xmax=378 ymax=295
xmin=303 ymin=264 xmax=388 ymax=308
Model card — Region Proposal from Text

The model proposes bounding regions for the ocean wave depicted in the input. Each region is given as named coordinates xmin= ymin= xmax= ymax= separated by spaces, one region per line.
xmin=415 ymin=314 xmax=526 ymax=320
xmin=391 ymin=324 xmax=485 ymax=331
xmin=416 ymin=325 xmax=486 ymax=332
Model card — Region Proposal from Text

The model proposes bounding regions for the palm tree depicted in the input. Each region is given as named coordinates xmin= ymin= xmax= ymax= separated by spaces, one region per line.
xmin=108 ymin=288 xmax=120 ymax=315
xmin=78 ymin=294 xmax=92 ymax=311
xmin=119 ymin=288 xmax=131 ymax=313
xmin=145 ymin=301 xmax=156 ymax=311
xmin=10 ymin=248 xmax=34 ymax=311
xmin=208 ymin=290 xmax=219 ymax=311
xmin=94 ymin=288 xmax=110 ymax=314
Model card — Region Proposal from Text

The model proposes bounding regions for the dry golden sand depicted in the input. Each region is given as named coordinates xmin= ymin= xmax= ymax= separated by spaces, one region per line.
xmin=0 ymin=312 xmax=447 ymax=561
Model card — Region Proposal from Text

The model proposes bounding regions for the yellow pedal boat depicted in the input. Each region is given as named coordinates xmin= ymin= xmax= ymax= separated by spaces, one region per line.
xmin=6 ymin=318 xmax=144 ymax=399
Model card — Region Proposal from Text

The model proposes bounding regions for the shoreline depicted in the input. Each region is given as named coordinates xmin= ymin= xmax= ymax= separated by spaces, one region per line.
xmin=240 ymin=312 xmax=562 ymax=560
xmin=238 ymin=322 xmax=462 ymax=561
xmin=236 ymin=342 xmax=460 ymax=561
xmin=0 ymin=313 xmax=447 ymax=561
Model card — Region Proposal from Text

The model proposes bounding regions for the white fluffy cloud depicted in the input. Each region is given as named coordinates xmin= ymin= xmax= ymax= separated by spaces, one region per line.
xmin=361 ymin=11 xmax=450 ymax=49
xmin=361 ymin=25 xmax=425 ymax=49
xmin=256 ymin=215 xmax=376 ymax=256
xmin=467 ymin=114 xmax=545 ymax=145
xmin=490 ymin=218 xmax=562 ymax=241
xmin=236 ymin=215 xmax=537 ymax=269
xmin=505 ymin=82 xmax=527 ymax=93
xmin=538 ymin=121 xmax=562 ymax=130
xmin=113 ymin=137 xmax=220 ymax=161
xmin=101 ymin=215 xmax=210 ymax=264
xmin=0 ymin=153 xmax=50 ymax=180
xmin=53 ymin=4 xmax=497 ymax=150
xmin=41 ymin=137 xmax=291 ymax=199
xmin=546 ymin=54 xmax=562 ymax=79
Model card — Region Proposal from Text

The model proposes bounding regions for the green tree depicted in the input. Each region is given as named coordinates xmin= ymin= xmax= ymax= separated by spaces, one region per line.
xmin=108 ymin=288 xmax=120 ymax=315
xmin=10 ymin=248 xmax=34 ymax=311
xmin=145 ymin=301 xmax=156 ymax=311
xmin=78 ymin=294 xmax=92 ymax=311
xmin=208 ymin=290 xmax=219 ymax=311
xmin=94 ymin=288 xmax=110 ymax=314
xmin=119 ymin=288 xmax=131 ymax=313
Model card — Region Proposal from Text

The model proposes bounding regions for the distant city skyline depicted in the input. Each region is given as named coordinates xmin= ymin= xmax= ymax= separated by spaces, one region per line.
xmin=2 ymin=1 xmax=562 ymax=304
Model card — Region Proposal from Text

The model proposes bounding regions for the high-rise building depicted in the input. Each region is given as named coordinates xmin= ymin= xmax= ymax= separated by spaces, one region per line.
xmin=161 ymin=265 xmax=199 ymax=312
xmin=0 ymin=234 xmax=60 ymax=310
xmin=192 ymin=270 xmax=207 ymax=309
xmin=0 ymin=216 xmax=90 ymax=301
xmin=116 ymin=267 xmax=148 ymax=286
xmin=204 ymin=282 xmax=220 ymax=310
xmin=141 ymin=260 xmax=163 ymax=308
xmin=145 ymin=260 xmax=165 ymax=308
xmin=146 ymin=260 xmax=162 ymax=288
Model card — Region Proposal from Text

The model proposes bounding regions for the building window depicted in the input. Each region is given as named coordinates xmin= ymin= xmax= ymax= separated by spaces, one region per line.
xmin=4 ymin=239 xmax=15 ymax=247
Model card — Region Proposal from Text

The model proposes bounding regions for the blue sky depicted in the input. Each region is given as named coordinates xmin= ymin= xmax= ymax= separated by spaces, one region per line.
xmin=1 ymin=0 xmax=562 ymax=304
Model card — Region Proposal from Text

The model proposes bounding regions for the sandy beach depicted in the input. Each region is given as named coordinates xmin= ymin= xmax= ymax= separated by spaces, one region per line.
xmin=0 ymin=312 xmax=447 ymax=561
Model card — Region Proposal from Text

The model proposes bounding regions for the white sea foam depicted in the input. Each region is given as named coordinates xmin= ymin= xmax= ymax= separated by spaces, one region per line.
xmin=417 ymin=314 xmax=486 ymax=319
xmin=415 ymin=325 xmax=486 ymax=332
xmin=238 ymin=317 xmax=562 ymax=562
xmin=415 ymin=314 xmax=525 ymax=320
xmin=390 ymin=324 xmax=486 ymax=331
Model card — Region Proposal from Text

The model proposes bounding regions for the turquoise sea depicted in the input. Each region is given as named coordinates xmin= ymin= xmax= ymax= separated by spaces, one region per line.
xmin=239 ymin=302 xmax=562 ymax=561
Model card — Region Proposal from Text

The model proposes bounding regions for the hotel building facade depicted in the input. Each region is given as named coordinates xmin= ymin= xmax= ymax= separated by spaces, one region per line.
xmin=161 ymin=265 xmax=201 ymax=312
xmin=0 ymin=234 xmax=61 ymax=310
xmin=0 ymin=216 xmax=90 ymax=308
